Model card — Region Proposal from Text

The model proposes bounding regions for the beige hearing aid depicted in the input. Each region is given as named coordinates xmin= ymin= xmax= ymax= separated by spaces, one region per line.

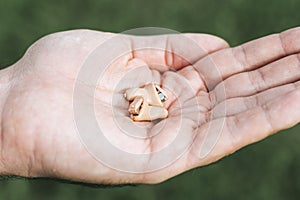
xmin=124 ymin=83 xmax=168 ymax=121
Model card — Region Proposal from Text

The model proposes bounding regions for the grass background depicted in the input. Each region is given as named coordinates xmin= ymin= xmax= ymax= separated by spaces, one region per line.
xmin=0 ymin=0 xmax=300 ymax=199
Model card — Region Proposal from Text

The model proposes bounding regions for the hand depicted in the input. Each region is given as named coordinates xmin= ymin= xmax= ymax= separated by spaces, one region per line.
xmin=0 ymin=27 xmax=299 ymax=184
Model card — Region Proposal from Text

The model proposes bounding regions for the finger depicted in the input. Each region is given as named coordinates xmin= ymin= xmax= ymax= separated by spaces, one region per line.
xmin=225 ymin=87 xmax=300 ymax=151
xmin=194 ymin=27 xmax=300 ymax=90
xmin=211 ymin=53 xmax=300 ymax=103
xmin=211 ymin=80 xmax=300 ymax=119
xmin=189 ymin=86 xmax=300 ymax=167
xmin=184 ymin=33 xmax=229 ymax=54
xmin=130 ymin=33 xmax=228 ymax=71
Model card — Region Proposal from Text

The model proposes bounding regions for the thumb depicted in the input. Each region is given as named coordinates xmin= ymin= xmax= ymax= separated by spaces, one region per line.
xmin=129 ymin=33 xmax=229 ymax=71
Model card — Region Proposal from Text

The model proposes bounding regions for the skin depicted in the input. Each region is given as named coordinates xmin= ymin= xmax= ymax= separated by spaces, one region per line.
xmin=0 ymin=27 xmax=299 ymax=184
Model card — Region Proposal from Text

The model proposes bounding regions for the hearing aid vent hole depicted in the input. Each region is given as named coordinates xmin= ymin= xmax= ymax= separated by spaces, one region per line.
xmin=158 ymin=92 xmax=166 ymax=102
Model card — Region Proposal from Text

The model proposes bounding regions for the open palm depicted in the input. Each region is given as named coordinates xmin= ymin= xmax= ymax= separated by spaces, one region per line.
xmin=1 ymin=27 xmax=299 ymax=184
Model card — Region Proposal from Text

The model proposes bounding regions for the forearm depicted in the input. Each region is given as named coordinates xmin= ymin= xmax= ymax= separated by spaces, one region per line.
xmin=0 ymin=66 xmax=13 ymax=176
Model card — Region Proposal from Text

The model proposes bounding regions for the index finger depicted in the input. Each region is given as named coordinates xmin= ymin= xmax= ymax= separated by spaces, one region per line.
xmin=195 ymin=27 xmax=300 ymax=90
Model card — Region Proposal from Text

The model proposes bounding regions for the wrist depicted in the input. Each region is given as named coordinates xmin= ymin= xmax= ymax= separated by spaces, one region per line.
xmin=0 ymin=66 xmax=13 ymax=175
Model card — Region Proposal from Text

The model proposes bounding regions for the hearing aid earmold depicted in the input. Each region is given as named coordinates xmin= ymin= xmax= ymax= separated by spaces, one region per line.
xmin=124 ymin=83 xmax=168 ymax=122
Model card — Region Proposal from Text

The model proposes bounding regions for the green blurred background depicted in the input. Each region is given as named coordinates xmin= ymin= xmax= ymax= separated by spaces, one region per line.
xmin=0 ymin=0 xmax=300 ymax=199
